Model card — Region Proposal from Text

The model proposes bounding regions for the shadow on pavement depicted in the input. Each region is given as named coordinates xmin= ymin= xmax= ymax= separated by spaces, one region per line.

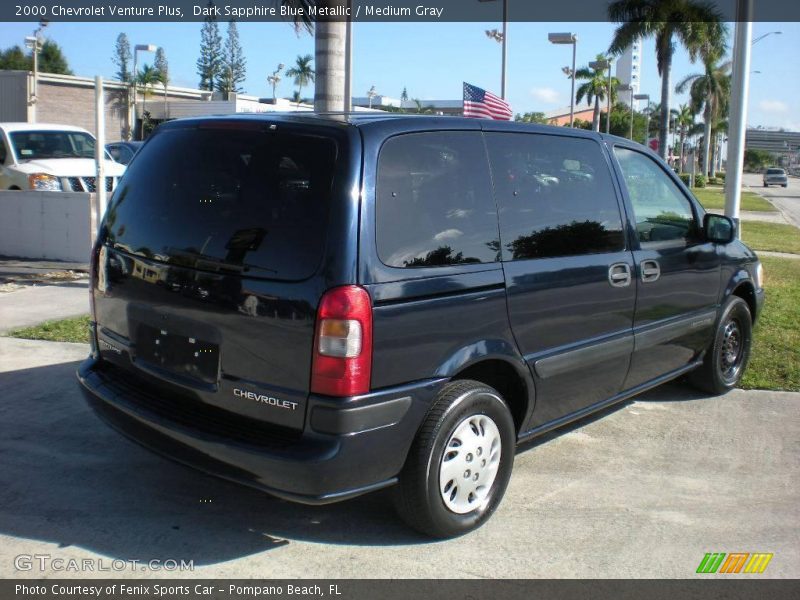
xmin=0 ymin=357 xmax=712 ymax=566
xmin=0 ymin=360 xmax=427 ymax=569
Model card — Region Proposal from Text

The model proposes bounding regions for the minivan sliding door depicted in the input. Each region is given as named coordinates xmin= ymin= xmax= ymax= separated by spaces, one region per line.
xmin=485 ymin=132 xmax=636 ymax=430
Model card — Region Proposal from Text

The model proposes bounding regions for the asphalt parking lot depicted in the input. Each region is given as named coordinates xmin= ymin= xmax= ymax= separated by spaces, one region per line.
xmin=0 ymin=336 xmax=798 ymax=579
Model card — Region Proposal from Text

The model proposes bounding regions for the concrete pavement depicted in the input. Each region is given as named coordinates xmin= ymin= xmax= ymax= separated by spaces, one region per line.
xmin=0 ymin=336 xmax=797 ymax=579
xmin=0 ymin=281 xmax=89 ymax=334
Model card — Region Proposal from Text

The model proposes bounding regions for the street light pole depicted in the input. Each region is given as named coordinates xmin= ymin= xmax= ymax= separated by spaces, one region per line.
xmin=549 ymin=32 xmax=578 ymax=127
xmin=24 ymin=20 xmax=47 ymax=123
xmin=725 ymin=0 xmax=754 ymax=233
xmin=606 ymin=59 xmax=612 ymax=134
xmin=634 ymin=94 xmax=650 ymax=145
xmin=481 ymin=0 xmax=508 ymax=99
xmin=752 ymin=30 xmax=781 ymax=45
xmin=132 ymin=43 xmax=156 ymax=140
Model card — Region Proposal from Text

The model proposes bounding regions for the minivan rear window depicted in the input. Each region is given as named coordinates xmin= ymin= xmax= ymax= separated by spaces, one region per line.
xmin=104 ymin=126 xmax=336 ymax=281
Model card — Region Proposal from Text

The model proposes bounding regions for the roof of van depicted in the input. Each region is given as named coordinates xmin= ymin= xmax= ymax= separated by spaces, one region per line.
xmin=159 ymin=111 xmax=623 ymax=140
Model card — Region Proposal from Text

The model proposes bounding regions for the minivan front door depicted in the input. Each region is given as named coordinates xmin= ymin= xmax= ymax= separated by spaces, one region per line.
xmin=485 ymin=131 xmax=636 ymax=430
xmin=612 ymin=145 xmax=721 ymax=389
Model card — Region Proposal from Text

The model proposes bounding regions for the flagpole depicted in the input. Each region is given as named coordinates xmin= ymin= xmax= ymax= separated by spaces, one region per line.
xmin=501 ymin=0 xmax=507 ymax=99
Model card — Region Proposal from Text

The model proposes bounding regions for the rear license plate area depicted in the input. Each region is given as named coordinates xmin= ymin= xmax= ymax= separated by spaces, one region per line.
xmin=135 ymin=324 xmax=219 ymax=385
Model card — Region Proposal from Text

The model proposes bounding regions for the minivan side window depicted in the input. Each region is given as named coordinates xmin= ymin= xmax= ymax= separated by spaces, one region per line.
xmin=614 ymin=147 xmax=698 ymax=246
xmin=485 ymin=132 xmax=625 ymax=261
xmin=376 ymin=132 xmax=499 ymax=268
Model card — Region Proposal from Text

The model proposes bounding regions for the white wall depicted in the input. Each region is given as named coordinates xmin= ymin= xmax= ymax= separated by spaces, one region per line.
xmin=0 ymin=191 xmax=93 ymax=262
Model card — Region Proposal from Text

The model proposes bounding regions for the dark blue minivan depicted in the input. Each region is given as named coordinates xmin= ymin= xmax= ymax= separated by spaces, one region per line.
xmin=77 ymin=114 xmax=764 ymax=537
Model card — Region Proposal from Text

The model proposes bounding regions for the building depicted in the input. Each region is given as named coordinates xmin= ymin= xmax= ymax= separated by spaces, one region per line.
xmin=352 ymin=95 xmax=463 ymax=115
xmin=615 ymin=38 xmax=643 ymax=109
xmin=0 ymin=70 xmax=321 ymax=142
xmin=745 ymin=128 xmax=800 ymax=170
xmin=544 ymin=106 xmax=597 ymax=127
xmin=0 ymin=70 xmax=216 ymax=141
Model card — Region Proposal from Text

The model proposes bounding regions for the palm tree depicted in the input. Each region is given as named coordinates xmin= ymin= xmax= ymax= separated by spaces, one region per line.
xmin=676 ymin=56 xmax=731 ymax=178
xmin=575 ymin=54 xmax=620 ymax=132
xmin=674 ymin=104 xmax=695 ymax=173
xmin=286 ymin=54 xmax=315 ymax=107
xmin=608 ymin=0 xmax=727 ymax=160
xmin=136 ymin=64 xmax=160 ymax=137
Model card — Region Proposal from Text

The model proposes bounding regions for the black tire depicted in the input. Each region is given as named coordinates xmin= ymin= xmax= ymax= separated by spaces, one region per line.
xmin=393 ymin=379 xmax=515 ymax=538
xmin=782 ymin=184 xmax=788 ymax=188
xmin=690 ymin=296 xmax=753 ymax=395
xmin=763 ymin=183 xmax=768 ymax=187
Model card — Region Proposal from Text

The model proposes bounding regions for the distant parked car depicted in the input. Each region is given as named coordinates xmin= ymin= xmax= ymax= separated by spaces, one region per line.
xmin=763 ymin=167 xmax=788 ymax=188
xmin=0 ymin=123 xmax=126 ymax=192
xmin=106 ymin=141 xmax=143 ymax=165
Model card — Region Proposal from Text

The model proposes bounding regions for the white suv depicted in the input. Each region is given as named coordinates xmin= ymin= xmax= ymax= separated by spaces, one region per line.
xmin=0 ymin=123 xmax=126 ymax=192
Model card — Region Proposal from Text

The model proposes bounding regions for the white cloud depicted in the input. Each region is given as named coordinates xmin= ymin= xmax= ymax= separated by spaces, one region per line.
xmin=530 ymin=87 xmax=560 ymax=105
xmin=758 ymin=100 xmax=789 ymax=114
xmin=434 ymin=229 xmax=463 ymax=242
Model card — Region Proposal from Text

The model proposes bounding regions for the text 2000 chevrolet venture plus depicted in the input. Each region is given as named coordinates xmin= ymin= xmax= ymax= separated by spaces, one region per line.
xmin=78 ymin=114 xmax=764 ymax=537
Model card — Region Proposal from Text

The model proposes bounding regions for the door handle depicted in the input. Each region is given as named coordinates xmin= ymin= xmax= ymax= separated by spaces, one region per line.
xmin=640 ymin=259 xmax=661 ymax=283
xmin=608 ymin=263 xmax=632 ymax=288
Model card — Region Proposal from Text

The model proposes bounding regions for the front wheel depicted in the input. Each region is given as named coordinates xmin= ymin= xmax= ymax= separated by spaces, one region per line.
xmin=393 ymin=380 xmax=515 ymax=538
xmin=690 ymin=296 xmax=753 ymax=395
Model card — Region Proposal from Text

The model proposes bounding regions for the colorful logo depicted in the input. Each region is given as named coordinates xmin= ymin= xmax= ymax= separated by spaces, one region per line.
xmin=696 ymin=552 xmax=773 ymax=574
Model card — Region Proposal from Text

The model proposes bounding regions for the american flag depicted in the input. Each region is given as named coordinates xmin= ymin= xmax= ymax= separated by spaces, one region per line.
xmin=463 ymin=82 xmax=513 ymax=120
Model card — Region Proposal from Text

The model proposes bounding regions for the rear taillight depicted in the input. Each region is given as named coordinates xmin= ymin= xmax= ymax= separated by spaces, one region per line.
xmin=311 ymin=286 xmax=373 ymax=397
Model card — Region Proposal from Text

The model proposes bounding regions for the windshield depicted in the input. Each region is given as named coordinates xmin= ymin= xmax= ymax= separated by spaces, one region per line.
xmin=10 ymin=130 xmax=96 ymax=160
xmin=766 ymin=169 xmax=785 ymax=175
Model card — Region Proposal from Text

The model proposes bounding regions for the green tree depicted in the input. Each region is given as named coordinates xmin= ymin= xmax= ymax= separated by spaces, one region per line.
xmin=37 ymin=40 xmax=72 ymax=75
xmin=608 ymin=0 xmax=727 ymax=160
xmin=575 ymin=54 xmax=620 ymax=132
xmin=674 ymin=103 xmax=696 ymax=173
xmin=401 ymin=86 xmax=408 ymax=103
xmin=154 ymin=47 xmax=169 ymax=119
xmin=136 ymin=64 xmax=160 ymax=137
xmin=216 ymin=20 xmax=246 ymax=95
xmin=676 ymin=56 xmax=731 ymax=177
xmin=0 ymin=46 xmax=29 ymax=70
xmin=286 ymin=54 xmax=315 ymax=106
xmin=196 ymin=0 xmax=222 ymax=91
xmin=608 ymin=101 xmax=648 ymax=141
xmin=112 ymin=33 xmax=132 ymax=83
xmin=743 ymin=149 xmax=775 ymax=173
xmin=515 ymin=112 xmax=548 ymax=124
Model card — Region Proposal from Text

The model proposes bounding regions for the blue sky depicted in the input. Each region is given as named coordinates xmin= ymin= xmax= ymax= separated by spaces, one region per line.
xmin=1 ymin=19 xmax=797 ymax=129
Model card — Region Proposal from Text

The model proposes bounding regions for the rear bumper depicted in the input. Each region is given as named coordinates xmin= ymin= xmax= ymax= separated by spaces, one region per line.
xmin=77 ymin=357 xmax=444 ymax=504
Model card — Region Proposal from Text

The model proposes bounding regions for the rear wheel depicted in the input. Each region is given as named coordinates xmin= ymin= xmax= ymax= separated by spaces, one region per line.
xmin=393 ymin=380 xmax=515 ymax=538
xmin=690 ymin=296 xmax=752 ymax=395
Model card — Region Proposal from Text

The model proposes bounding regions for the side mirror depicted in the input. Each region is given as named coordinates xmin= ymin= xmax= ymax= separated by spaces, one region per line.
xmin=704 ymin=213 xmax=736 ymax=244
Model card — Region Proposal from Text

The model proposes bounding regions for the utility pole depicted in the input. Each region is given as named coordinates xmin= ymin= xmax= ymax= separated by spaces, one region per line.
xmin=724 ymin=0 xmax=753 ymax=236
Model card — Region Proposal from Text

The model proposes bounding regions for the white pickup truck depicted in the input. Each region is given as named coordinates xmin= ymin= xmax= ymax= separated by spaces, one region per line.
xmin=0 ymin=123 xmax=126 ymax=192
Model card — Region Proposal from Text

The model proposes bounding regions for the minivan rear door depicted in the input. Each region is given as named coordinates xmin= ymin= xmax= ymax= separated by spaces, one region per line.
xmin=485 ymin=131 xmax=636 ymax=429
xmin=92 ymin=119 xmax=355 ymax=432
